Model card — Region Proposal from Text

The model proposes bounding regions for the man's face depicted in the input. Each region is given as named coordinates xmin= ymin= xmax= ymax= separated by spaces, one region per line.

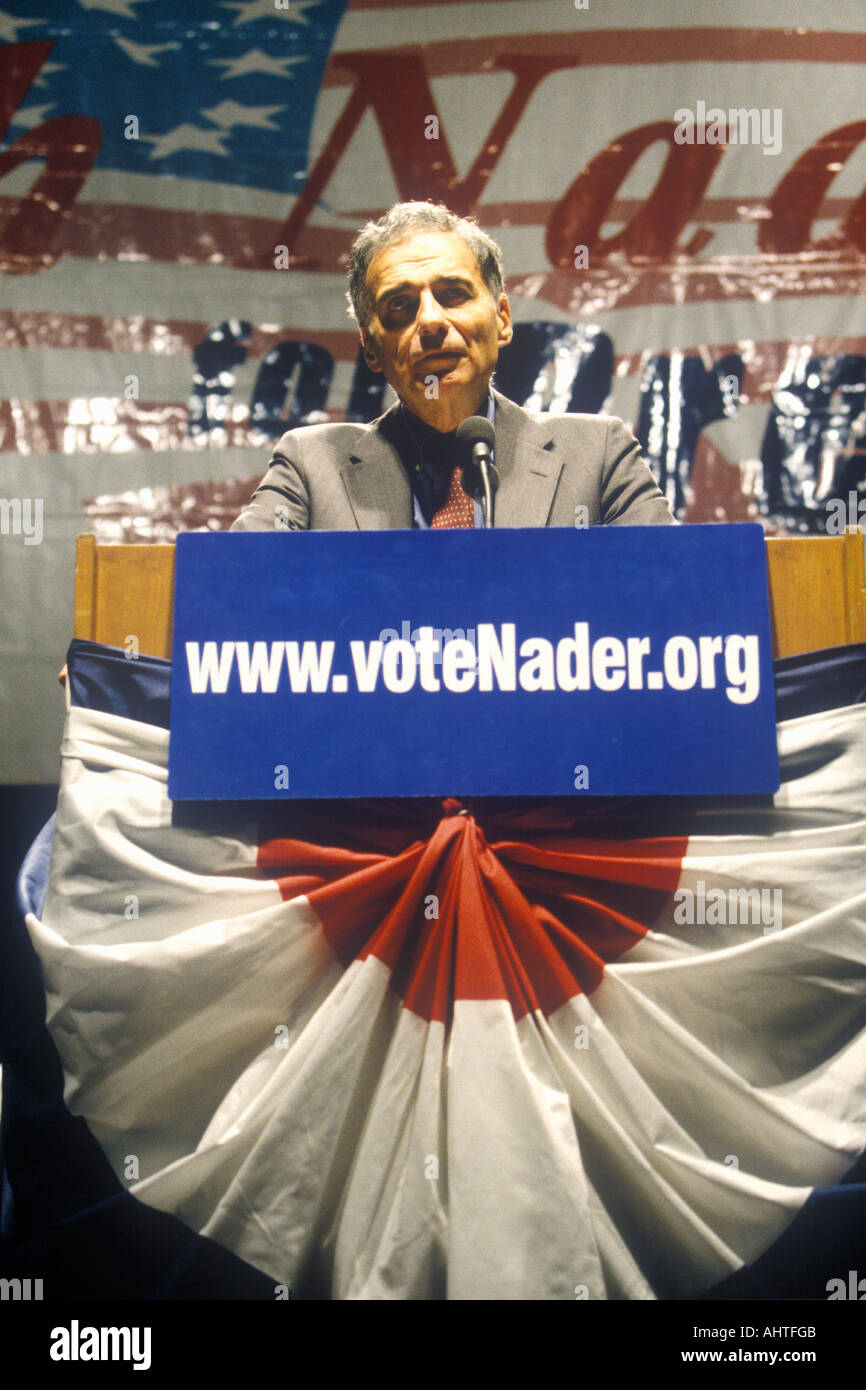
xmin=359 ymin=230 xmax=512 ymax=430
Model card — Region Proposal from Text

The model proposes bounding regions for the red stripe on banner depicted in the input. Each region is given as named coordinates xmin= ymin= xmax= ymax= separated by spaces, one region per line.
xmin=259 ymin=806 xmax=688 ymax=1023
xmin=492 ymin=835 xmax=693 ymax=890
xmin=325 ymin=30 xmax=866 ymax=79
xmin=0 ymin=399 xmax=349 ymax=454
xmin=0 ymin=399 xmax=210 ymax=454
xmin=0 ymin=197 xmax=275 ymax=274
xmin=257 ymin=836 xmax=393 ymax=901
xmin=0 ymin=196 xmax=857 ymax=273
xmin=0 ymin=311 xmax=361 ymax=362
xmin=347 ymin=197 xmax=858 ymax=230
xmin=508 ymin=256 xmax=866 ymax=316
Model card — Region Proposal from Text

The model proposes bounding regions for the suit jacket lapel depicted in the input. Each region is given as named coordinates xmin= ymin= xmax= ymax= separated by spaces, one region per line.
xmin=340 ymin=403 xmax=414 ymax=529
xmin=339 ymin=391 xmax=561 ymax=529
xmin=491 ymin=389 xmax=561 ymax=528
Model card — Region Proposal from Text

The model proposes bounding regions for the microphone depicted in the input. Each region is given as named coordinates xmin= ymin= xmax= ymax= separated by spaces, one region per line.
xmin=456 ymin=415 xmax=498 ymax=529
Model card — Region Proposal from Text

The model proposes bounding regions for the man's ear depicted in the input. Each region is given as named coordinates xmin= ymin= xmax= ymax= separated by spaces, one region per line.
xmin=496 ymin=293 xmax=513 ymax=349
xmin=360 ymin=328 xmax=383 ymax=373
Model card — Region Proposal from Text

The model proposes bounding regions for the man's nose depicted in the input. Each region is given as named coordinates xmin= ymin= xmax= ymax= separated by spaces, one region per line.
xmin=416 ymin=289 xmax=447 ymax=332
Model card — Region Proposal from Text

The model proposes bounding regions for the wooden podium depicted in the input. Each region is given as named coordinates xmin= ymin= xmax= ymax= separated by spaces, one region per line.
xmin=73 ymin=529 xmax=866 ymax=662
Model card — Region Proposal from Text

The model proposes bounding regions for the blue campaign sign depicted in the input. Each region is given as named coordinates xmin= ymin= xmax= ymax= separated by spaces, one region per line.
xmin=168 ymin=524 xmax=780 ymax=800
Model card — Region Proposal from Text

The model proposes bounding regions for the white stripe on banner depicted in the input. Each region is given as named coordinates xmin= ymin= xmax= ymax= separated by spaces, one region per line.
xmin=333 ymin=1 xmax=866 ymax=46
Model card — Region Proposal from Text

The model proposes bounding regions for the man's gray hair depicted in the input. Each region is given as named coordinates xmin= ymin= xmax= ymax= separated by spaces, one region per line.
xmin=346 ymin=201 xmax=505 ymax=327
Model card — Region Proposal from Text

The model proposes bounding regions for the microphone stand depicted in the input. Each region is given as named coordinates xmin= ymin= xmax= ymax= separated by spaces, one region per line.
xmin=479 ymin=457 xmax=495 ymax=530
xmin=467 ymin=443 xmax=496 ymax=529
xmin=455 ymin=416 xmax=498 ymax=528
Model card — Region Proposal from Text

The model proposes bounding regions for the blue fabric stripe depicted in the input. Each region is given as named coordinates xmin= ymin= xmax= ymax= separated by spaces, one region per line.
xmin=67 ymin=639 xmax=171 ymax=729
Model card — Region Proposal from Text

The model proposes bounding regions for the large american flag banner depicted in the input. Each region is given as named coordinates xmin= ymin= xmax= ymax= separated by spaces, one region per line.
xmin=2 ymin=0 xmax=866 ymax=783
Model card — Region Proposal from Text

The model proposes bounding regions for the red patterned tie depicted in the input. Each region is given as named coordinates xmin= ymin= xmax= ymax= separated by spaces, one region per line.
xmin=431 ymin=465 xmax=475 ymax=528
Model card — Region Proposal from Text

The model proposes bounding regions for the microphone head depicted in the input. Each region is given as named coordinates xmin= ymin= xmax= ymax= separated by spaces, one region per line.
xmin=456 ymin=416 xmax=498 ymax=500
xmin=455 ymin=415 xmax=495 ymax=450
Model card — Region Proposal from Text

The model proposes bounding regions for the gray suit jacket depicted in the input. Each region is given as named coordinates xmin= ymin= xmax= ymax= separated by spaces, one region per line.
xmin=231 ymin=388 xmax=675 ymax=530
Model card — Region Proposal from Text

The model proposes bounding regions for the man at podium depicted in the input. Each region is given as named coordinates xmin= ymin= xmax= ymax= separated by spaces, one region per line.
xmin=232 ymin=201 xmax=675 ymax=532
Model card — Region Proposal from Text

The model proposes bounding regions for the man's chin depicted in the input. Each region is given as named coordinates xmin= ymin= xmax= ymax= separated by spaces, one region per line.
xmin=411 ymin=364 xmax=462 ymax=388
xmin=406 ymin=372 xmax=487 ymax=409
xmin=415 ymin=361 xmax=481 ymax=391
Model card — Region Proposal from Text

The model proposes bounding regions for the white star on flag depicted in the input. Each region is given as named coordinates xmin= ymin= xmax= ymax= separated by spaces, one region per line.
xmin=221 ymin=0 xmax=323 ymax=27
xmin=0 ymin=8 xmax=42 ymax=42
xmin=143 ymin=124 xmax=231 ymax=160
xmin=76 ymin=0 xmax=149 ymax=17
xmin=34 ymin=63 xmax=67 ymax=88
xmin=210 ymin=48 xmax=306 ymax=80
xmin=201 ymin=101 xmax=285 ymax=132
xmin=113 ymin=36 xmax=177 ymax=67
xmin=8 ymin=103 xmax=54 ymax=130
